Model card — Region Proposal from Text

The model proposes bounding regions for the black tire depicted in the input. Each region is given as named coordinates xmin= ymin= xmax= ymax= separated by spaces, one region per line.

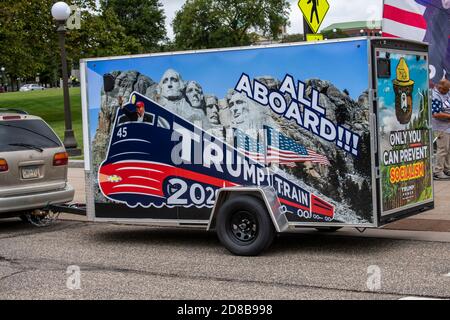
xmin=216 ymin=195 xmax=275 ymax=256
xmin=315 ymin=227 xmax=342 ymax=233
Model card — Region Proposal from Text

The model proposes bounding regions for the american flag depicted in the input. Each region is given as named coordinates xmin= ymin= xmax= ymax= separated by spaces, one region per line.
xmin=234 ymin=129 xmax=266 ymax=163
xmin=432 ymin=97 xmax=443 ymax=115
xmin=382 ymin=0 xmax=427 ymax=41
xmin=265 ymin=126 xmax=330 ymax=166
xmin=431 ymin=89 xmax=450 ymax=114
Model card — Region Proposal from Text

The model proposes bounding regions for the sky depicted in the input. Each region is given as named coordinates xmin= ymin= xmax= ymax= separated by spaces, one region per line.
xmin=161 ymin=0 xmax=384 ymax=39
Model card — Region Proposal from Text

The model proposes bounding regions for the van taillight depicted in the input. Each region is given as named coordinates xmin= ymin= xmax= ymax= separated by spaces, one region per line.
xmin=53 ymin=152 xmax=68 ymax=166
xmin=0 ymin=159 xmax=8 ymax=172
xmin=1 ymin=116 xmax=21 ymax=120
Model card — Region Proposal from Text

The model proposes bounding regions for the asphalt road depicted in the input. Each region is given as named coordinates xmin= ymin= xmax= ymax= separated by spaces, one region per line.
xmin=0 ymin=218 xmax=449 ymax=300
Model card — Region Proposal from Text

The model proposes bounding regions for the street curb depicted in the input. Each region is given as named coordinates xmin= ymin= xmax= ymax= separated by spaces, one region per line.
xmin=69 ymin=160 xmax=85 ymax=168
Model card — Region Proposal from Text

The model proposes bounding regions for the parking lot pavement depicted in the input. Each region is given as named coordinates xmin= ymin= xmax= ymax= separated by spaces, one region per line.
xmin=0 ymin=218 xmax=449 ymax=300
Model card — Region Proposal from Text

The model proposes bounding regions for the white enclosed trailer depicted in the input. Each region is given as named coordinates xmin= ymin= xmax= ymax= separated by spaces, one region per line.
xmin=79 ymin=37 xmax=434 ymax=255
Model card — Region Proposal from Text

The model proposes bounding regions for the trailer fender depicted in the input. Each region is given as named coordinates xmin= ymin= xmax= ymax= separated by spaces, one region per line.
xmin=207 ymin=186 xmax=289 ymax=233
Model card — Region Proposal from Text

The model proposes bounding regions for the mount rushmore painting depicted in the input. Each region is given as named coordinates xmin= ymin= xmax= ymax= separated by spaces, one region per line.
xmin=90 ymin=68 xmax=373 ymax=223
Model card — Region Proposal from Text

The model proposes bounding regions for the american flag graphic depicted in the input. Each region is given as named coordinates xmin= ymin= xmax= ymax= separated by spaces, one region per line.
xmin=265 ymin=126 xmax=330 ymax=166
xmin=234 ymin=129 xmax=266 ymax=163
xmin=382 ymin=0 xmax=427 ymax=41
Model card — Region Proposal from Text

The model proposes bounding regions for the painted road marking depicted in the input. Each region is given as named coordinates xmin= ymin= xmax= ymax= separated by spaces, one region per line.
xmin=399 ymin=297 xmax=442 ymax=300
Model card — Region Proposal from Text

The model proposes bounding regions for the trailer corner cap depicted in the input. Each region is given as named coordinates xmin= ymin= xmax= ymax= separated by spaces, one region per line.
xmin=393 ymin=58 xmax=414 ymax=87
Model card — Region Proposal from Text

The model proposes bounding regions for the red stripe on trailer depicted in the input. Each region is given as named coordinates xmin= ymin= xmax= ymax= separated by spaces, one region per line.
xmin=278 ymin=198 xmax=310 ymax=212
xmin=311 ymin=194 xmax=334 ymax=218
xmin=99 ymin=161 xmax=239 ymax=198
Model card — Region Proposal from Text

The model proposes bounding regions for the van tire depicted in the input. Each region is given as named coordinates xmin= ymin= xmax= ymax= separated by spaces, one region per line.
xmin=216 ymin=195 xmax=275 ymax=256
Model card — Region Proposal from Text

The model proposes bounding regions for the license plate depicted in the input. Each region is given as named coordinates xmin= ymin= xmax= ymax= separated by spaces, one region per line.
xmin=22 ymin=167 xmax=40 ymax=179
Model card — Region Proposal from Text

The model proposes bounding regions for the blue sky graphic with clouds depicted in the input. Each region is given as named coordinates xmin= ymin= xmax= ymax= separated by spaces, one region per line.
xmin=86 ymin=39 xmax=369 ymax=140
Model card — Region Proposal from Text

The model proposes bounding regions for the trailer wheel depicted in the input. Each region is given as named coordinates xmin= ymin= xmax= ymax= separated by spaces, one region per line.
xmin=216 ymin=195 xmax=275 ymax=256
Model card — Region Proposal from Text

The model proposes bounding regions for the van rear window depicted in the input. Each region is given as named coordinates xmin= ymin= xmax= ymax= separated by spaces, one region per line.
xmin=0 ymin=120 xmax=62 ymax=152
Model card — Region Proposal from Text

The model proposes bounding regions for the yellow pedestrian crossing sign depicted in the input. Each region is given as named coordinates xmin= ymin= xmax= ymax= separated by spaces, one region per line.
xmin=298 ymin=0 xmax=330 ymax=34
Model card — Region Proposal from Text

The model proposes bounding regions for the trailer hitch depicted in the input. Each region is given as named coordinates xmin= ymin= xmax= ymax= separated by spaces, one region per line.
xmin=46 ymin=203 xmax=87 ymax=216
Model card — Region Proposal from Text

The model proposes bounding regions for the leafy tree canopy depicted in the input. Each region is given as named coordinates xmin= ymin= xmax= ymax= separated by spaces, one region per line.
xmin=0 ymin=0 xmax=165 ymax=86
xmin=101 ymin=0 xmax=167 ymax=52
xmin=172 ymin=0 xmax=290 ymax=50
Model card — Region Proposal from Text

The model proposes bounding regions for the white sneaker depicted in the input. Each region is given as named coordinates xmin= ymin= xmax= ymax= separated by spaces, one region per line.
xmin=434 ymin=172 xmax=450 ymax=180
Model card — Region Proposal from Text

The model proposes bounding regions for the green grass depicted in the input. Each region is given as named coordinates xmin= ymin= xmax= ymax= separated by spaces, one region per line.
xmin=0 ymin=88 xmax=83 ymax=158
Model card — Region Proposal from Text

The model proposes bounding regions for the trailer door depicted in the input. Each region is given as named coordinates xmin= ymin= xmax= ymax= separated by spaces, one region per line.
xmin=373 ymin=41 xmax=434 ymax=222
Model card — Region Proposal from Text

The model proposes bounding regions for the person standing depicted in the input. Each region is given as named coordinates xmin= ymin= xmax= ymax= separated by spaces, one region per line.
xmin=431 ymin=79 xmax=450 ymax=179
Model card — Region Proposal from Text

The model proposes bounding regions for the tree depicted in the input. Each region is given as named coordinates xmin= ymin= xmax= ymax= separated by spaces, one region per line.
xmin=342 ymin=177 xmax=372 ymax=220
xmin=334 ymin=151 xmax=347 ymax=180
xmin=101 ymin=0 xmax=167 ymax=53
xmin=343 ymin=177 xmax=358 ymax=207
xmin=172 ymin=0 xmax=290 ymax=50
xmin=281 ymin=33 xmax=304 ymax=43
xmin=67 ymin=7 xmax=143 ymax=62
xmin=357 ymin=179 xmax=372 ymax=220
xmin=0 ymin=0 xmax=145 ymax=88
xmin=0 ymin=0 xmax=61 ymax=88
xmin=353 ymin=132 xmax=371 ymax=178
xmin=335 ymin=104 xmax=350 ymax=124
xmin=325 ymin=161 xmax=342 ymax=202
xmin=322 ymin=28 xmax=348 ymax=40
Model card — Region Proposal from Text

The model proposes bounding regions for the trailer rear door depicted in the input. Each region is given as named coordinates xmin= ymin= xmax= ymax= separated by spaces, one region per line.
xmin=373 ymin=39 xmax=434 ymax=223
